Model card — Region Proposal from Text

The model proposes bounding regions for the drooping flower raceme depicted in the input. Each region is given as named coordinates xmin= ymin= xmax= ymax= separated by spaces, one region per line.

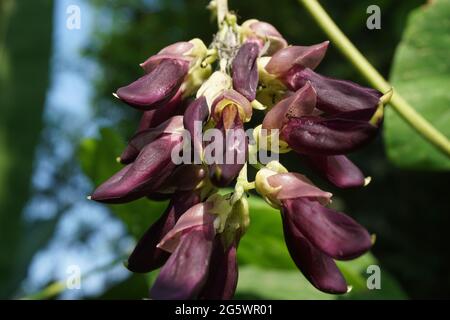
xmin=89 ymin=3 xmax=390 ymax=299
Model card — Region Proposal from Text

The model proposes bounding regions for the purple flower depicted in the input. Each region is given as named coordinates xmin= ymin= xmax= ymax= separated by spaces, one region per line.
xmin=116 ymin=59 xmax=189 ymax=110
xmin=149 ymin=195 xmax=246 ymax=300
xmin=208 ymin=107 xmax=247 ymax=187
xmin=158 ymin=164 xmax=207 ymax=194
xmin=199 ymin=238 xmax=238 ymax=300
xmin=91 ymin=7 xmax=388 ymax=299
xmin=262 ymin=66 xmax=383 ymax=187
xmin=232 ymin=42 xmax=260 ymax=101
xmin=115 ymin=39 xmax=209 ymax=110
xmin=150 ymin=202 xmax=217 ymax=300
xmin=265 ymin=42 xmax=329 ymax=76
xmin=140 ymin=41 xmax=194 ymax=72
xmin=284 ymin=68 xmax=383 ymax=120
xmin=256 ymin=168 xmax=372 ymax=293
xmin=90 ymin=128 xmax=183 ymax=203
xmin=183 ymin=97 xmax=210 ymax=162
xmin=119 ymin=115 xmax=184 ymax=164
xmin=302 ymin=155 xmax=367 ymax=189
xmin=282 ymin=212 xmax=347 ymax=294
xmin=280 ymin=115 xmax=378 ymax=156
xmin=135 ymin=89 xmax=185 ymax=132
xmin=262 ymin=82 xmax=317 ymax=131
xmin=241 ymin=19 xmax=287 ymax=55
xmin=208 ymin=90 xmax=250 ymax=187
xmin=126 ymin=190 xmax=202 ymax=273
xmin=150 ymin=224 xmax=215 ymax=300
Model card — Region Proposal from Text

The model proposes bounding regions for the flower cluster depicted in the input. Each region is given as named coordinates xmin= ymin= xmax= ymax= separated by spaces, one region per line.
xmin=90 ymin=6 xmax=389 ymax=299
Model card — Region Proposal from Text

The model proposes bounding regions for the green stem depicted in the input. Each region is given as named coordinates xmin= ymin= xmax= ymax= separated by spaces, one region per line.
xmin=298 ymin=0 xmax=450 ymax=158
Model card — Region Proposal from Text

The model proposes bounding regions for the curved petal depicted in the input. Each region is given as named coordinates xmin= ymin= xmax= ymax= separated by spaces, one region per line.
xmin=199 ymin=239 xmax=238 ymax=300
xmin=116 ymin=59 xmax=188 ymax=109
xmin=91 ymin=134 xmax=182 ymax=203
xmin=285 ymin=68 xmax=382 ymax=120
xmin=281 ymin=116 xmax=378 ymax=155
xmin=183 ymin=97 xmax=210 ymax=161
xmin=120 ymin=116 xmax=184 ymax=164
xmin=157 ymin=202 xmax=216 ymax=252
xmin=268 ymin=172 xmax=332 ymax=204
xmin=283 ymin=197 xmax=372 ymax=260
xmin=262 ymin=82 xmax=316 ymax=130
xmin=304 ymin=155 xmax=366 ymax=188
xmin=282 ymin=212 xmax=348 ymax=294
xmin=126 ymin=191 xmax=201 ymax=273
xmin=135 ymin=89 xmax=184 ymax=132
xmin=140 ymin=42 xmax=193 ymax=72
xmin=208 ymin=106 xmax=248 ymax=188
xmin=212 ymin=89 xmax=252 ymax=123
xmin=150 ymin=224 xmax=215 ymax=300
xmin=232 ymin=42 xmax=260 ymax=101
xmin=159 ymin=164 xmax=206 ymax=193
xmin=265 ymin=42 xmax=329 ymax=76
xmin=245 ymin=20 xmax=287 ymax=55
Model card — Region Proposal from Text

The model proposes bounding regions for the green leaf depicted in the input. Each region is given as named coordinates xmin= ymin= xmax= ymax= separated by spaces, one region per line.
xmin=79 ymin=128 xmax=168 ymax=238
xmin=385 ymin=0 xmax=450 ymax=170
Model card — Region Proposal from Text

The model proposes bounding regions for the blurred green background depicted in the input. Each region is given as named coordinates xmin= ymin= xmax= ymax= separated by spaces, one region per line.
xmin=0 ymin=0 xmax=449 ymax=299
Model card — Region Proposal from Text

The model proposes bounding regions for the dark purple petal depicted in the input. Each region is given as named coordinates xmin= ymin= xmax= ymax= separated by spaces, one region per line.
xmin=262 ymin=82 xmax=316 ymax=130
xmin=244 ymin=20 xmax=287 ymax=55
xmin=281 ymin=212 xmax=348 ymax=294
xmin=212 ymin=89 xmax=252 ymax=123
xmin=135 ymin=89 xmax=184 ymax=132
xmin=281 ymin=116 xmax=378 ymax=155
xmin=303 ymin=155 xmax=366 ymax=188
xmin=159 ymin=164 xmax=206 ymax=193
xmin=183 ymin=97 xmax=210 ymax=161
xmin=283 ymin=197 xmax=372 ymax=260
xmin=208 ymin=106 xmax=248 ymax=188
xmin=120 ymin=116 xmax=184 ymax=164
xmin=150 ymin=224 xmax=215 ymax=300
xmin=91 ymin=134 xmax=182 ymax=203
xmin=157 ymin=202 xmax=216 ymax=252
xmin=116 ymin=59 xmax=188 ymax=110
xmin=140 ymin=42 xmax=193 ymax=73
xmin=146 ymin=192 xmax=173 ymax=201
xmin=199 ymin=239 xmax=238 ymax=300
xmin=284 ymin=68 xmax=382 ymax=120
xmin=127 ymin=191 xmax=201 ymax=273
xmin=267 ymin=172 xmax=332 ymax=204
xmin=232 ymin=42 xmax=260 ymax=101
xmin=265 ymin=42 xmax=329 ymax=76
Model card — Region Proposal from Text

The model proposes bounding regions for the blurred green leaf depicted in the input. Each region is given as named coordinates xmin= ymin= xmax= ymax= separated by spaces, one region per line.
xmin=79 ymin=127 xmax=168 ymax=238
xmin=386 ymin=0 xmax=450 ymax=170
